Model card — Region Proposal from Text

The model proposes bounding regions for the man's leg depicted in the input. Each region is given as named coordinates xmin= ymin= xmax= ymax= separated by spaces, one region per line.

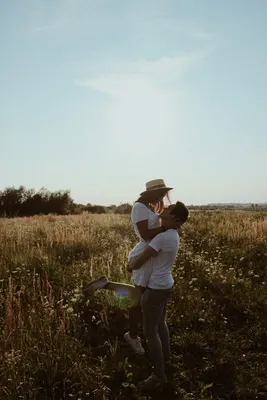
xmin=139 ymin=288 xmax=172 ymax=390
xmin=158 ymin=303 xmax=171 ymax=363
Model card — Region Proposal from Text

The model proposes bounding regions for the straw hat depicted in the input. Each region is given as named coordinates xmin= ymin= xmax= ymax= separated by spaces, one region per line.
xmin=140 ymin=179 xmax=173 ymax=196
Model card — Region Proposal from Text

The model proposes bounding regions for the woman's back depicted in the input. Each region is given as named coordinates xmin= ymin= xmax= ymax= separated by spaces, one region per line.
xmin=129 ymin=202 xmax=160 ymax=259
xmin=132 ymin=202 xmax=160 ymax=237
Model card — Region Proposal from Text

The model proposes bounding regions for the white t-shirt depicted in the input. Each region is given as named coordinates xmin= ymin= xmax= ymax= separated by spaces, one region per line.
xmin=129 ymin=202 xmax=160 ymax=287
xmin=148 ymin=229 xmax=180 ymax=290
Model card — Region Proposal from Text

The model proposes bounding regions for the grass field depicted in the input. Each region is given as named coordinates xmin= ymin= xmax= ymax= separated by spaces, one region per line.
xmin=0 ymin=210 xmax=267 ymax=400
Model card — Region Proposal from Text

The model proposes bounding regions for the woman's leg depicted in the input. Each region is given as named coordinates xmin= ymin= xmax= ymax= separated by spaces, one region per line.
xmin=105 ymin=282 xmax=144 ymax=340
xmin=83 ymin=277 xmax=144 ymax=350
xmin=105 ymin=282 xmax=140 ymax=304
xmin=104 ymin=282 xmax=145 ymax=354
xmin=127 ymin=285 xmax=145 ymax=339
xmin=128 ymin=303 xmax=142 ymax=338
xmin=83 ymin=277 xmax=138 ymax=301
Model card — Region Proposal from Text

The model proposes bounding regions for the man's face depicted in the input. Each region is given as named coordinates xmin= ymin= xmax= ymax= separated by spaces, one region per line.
xmin=160 ymin=205 xmax=183 ymax=229
xmin=160 ymin=206 xmax=176 ymax=224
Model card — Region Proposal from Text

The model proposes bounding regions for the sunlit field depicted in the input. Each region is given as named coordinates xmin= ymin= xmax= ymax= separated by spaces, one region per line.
xmin=0 ymin=210 xmax=267 ymax=400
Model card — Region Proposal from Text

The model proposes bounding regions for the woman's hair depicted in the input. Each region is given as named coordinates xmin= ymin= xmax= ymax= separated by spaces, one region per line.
xmin=136 ymin=189 xmax=171 ymax=214
xmin=169 ymin=201 xmax=189 ymax=223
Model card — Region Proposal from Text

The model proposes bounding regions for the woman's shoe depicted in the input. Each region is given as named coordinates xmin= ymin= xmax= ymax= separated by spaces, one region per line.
xmin=124 ymin=332 xmax=145 ymax=355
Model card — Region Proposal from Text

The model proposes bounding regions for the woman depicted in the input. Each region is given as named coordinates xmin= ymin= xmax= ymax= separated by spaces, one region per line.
xmin=83 ymin=179 xmax=177 ymax=355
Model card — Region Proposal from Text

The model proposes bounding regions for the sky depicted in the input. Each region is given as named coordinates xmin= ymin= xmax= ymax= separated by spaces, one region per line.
xmin=1 ymin=0 xmax=267 ymax=205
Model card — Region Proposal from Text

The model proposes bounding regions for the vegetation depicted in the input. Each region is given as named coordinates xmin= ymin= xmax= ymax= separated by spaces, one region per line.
xmin=0 ymin=210 xmax=267 ymax=399
xmin=0 ymin=186 xmax=131 ymax=217
xmin=1 ymin=185 xmax=266 ymax=218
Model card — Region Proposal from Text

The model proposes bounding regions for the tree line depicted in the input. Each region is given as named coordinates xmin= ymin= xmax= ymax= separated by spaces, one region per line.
xmin=0 ymin=186 xmax=132 ymax=217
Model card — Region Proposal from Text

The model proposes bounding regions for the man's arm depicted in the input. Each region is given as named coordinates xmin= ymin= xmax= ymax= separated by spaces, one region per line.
xmin=128 ymin=245 xmax=158 ymax=271
xmin=128 ymin=232 xmax=165 ymax=271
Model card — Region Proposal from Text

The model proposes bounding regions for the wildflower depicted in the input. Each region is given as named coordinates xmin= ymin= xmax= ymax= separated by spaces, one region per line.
xmin=66 ymin=307 xmax=74 ymax=314
xmin=189 ymin=278 xmax=198 ymax=286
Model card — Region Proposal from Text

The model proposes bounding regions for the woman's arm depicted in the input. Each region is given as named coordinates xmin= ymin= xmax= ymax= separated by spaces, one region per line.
xmin=136 ymin=220 xmax=165 ymax=240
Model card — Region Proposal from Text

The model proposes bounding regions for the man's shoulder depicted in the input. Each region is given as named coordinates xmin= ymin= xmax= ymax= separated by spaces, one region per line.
xmin=152 ymin=230 xmax=178 ymax=241
xmin=164 ymin=229 xmax=179 ymax=238
xmin=162 ymin=229 xmax=179 ymax=246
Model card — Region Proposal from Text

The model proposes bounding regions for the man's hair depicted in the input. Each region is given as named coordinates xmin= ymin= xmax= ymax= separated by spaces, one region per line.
xmin=169 ymin=201 xmax=189 ymax=223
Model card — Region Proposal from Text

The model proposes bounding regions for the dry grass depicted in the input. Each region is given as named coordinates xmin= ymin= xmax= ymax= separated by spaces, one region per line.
xmin=0 ymin=210 xmax=267 ymax=399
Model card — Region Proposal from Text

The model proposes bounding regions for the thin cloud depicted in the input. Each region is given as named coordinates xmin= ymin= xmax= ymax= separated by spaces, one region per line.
xmin=75 ymin=50 xmax=208 ymax=162
xmin=75 ymin=50 xmax=207 ymax=96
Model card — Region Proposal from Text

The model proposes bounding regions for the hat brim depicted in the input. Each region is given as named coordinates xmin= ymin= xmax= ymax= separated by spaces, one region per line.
xmin=140 ymin=187 xmax=173 ymax=196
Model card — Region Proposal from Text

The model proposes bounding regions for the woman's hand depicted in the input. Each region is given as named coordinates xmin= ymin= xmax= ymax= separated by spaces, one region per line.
xmin=127 ymin=260 xmax=134 ymax=272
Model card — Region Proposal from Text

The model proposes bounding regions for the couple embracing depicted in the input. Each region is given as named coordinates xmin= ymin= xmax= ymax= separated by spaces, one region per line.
xmin=83 ymin=179 xmax=189 ymax=391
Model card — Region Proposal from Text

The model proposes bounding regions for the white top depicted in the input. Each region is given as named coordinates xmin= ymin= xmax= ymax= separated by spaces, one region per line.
xmin=129 ymin=202 xmax=160 ymax=287
xmin=148 ymin=229 xmax=180 ymax=290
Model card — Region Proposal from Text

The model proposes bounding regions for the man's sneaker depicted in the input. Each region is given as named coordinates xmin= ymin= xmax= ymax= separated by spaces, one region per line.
xmin=138 ymin=373 xmax=167 ymax=391
xmin=83 ymin=276 xmax=108 ymax=294
xmin=124 ymin=331 xmax=145 ymax=355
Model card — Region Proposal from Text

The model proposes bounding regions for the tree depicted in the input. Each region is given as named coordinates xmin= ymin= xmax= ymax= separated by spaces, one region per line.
xmin=114 ymin=203 xmax=132 ymax=214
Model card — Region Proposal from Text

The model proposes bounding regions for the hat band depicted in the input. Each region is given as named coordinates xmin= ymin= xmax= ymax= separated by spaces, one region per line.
xmin=146 ymin=184 xmax=167 ymax=191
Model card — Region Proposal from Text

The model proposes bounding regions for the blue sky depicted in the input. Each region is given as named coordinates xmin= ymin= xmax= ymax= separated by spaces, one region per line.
xmin=1 ymin=0 xmax=266 ymax=205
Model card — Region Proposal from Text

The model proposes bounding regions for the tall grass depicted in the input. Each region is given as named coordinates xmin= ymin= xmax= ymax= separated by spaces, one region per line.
xmin=0 ymin=210 xmax=267 ymax=399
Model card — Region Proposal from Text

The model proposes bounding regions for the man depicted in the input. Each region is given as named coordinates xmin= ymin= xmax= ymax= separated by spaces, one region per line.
xmin=128 ymin=201 xmax=189 ymax=391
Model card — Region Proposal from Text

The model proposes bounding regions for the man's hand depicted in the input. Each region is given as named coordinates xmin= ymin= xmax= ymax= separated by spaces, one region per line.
xmin=127 ymin=246 xmax=158 ymax=272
